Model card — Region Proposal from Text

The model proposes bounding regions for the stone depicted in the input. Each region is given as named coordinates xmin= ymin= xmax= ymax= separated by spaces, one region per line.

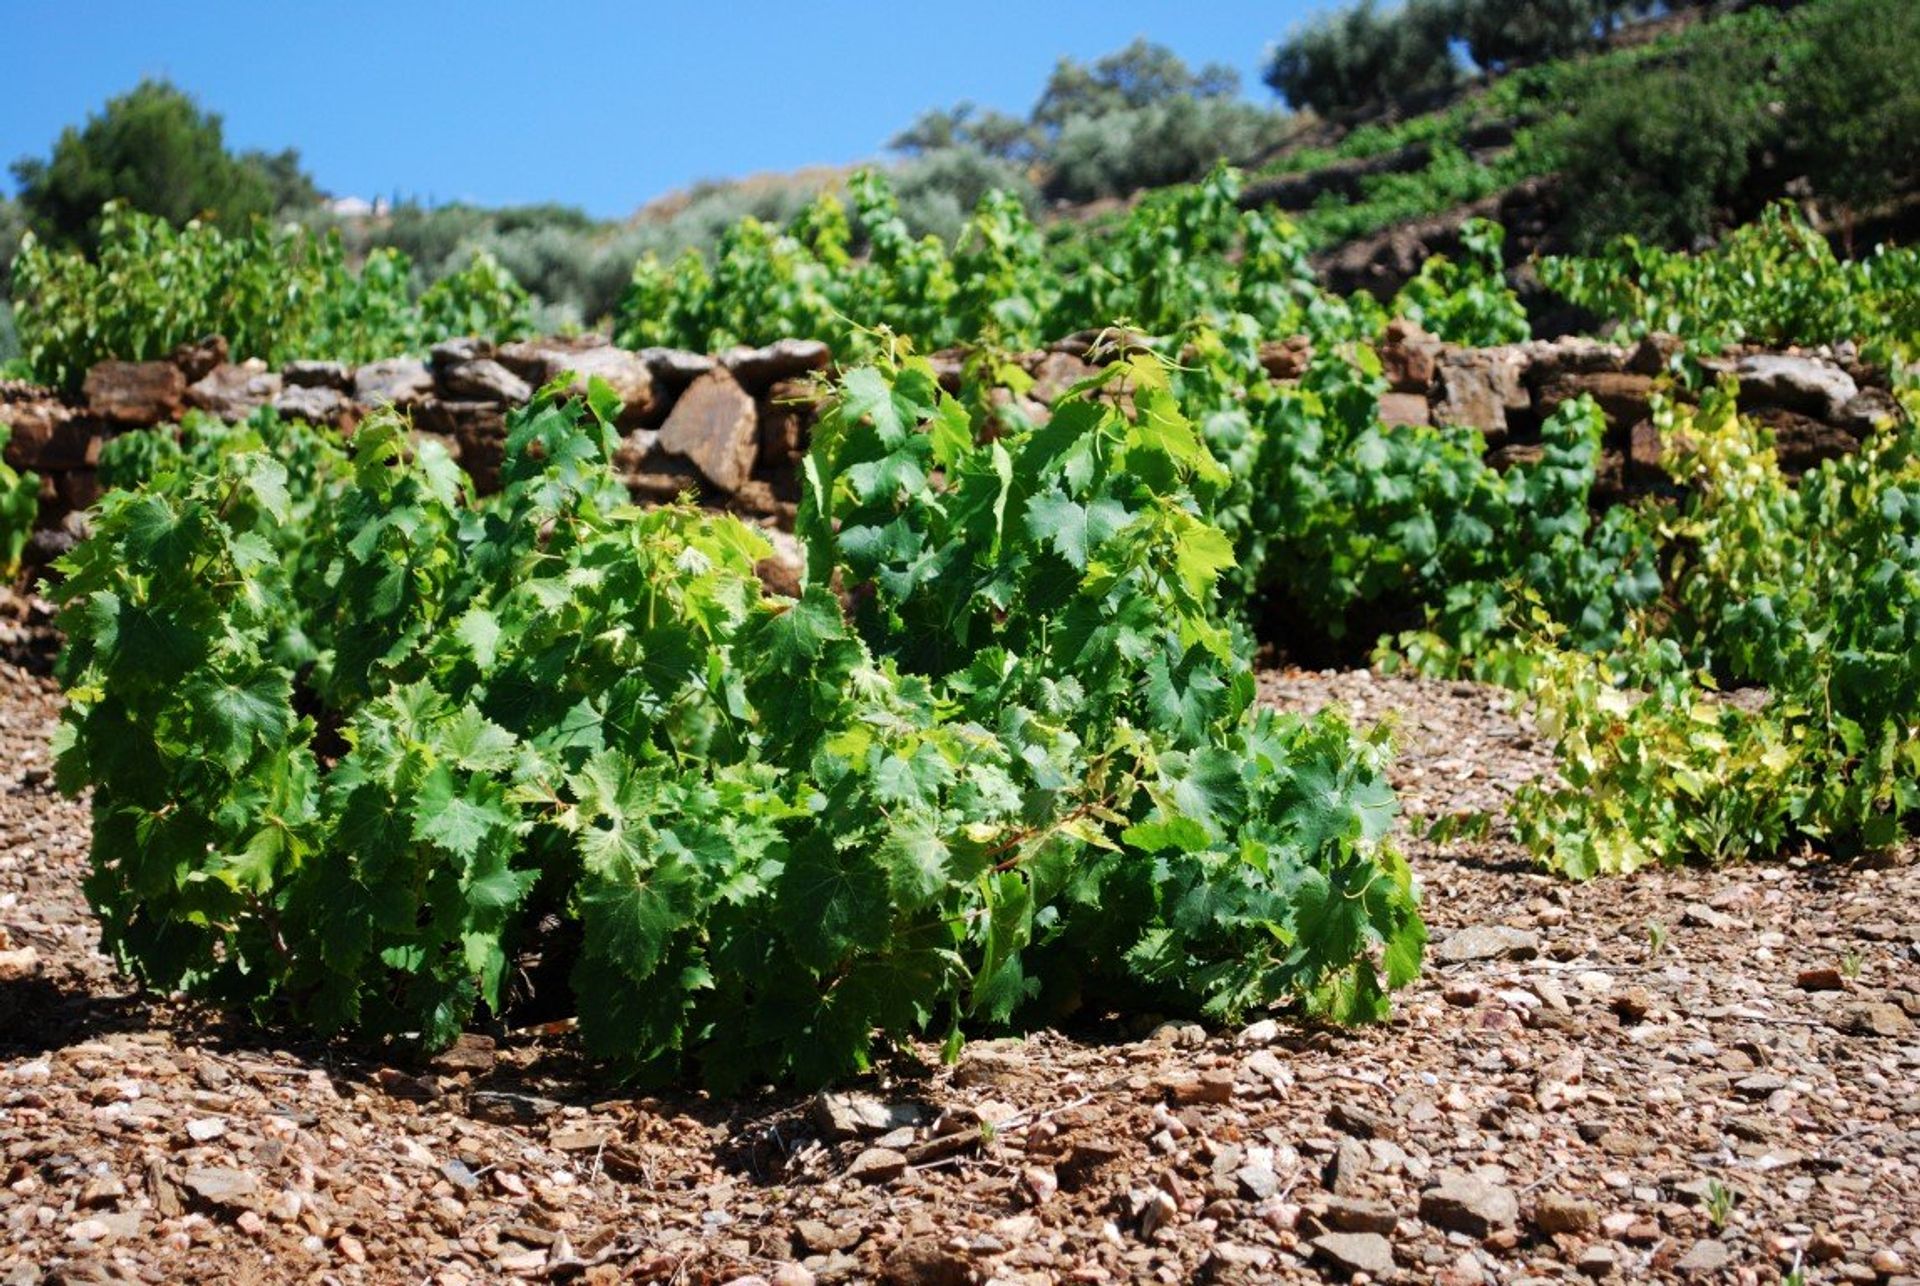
xmin=1533 ymin=1193 xmax=1600 ymax=1234
xmin=1433 ymin=350 xmax=1526 ymax=437
xmin=1379 ymin=390 xmax=1432 ymax=426
xmin=640 ymin=347 xmax=715 ymax=389
xmin=182 ymin=1166 xmax=258 ymax=1212
xmin=1838 ymin=387 xmax=1902 ymax=435
xmin=1735 ymin=353 xmax=1858 ymax=421
xmin=757 ymin=376 xmax=823 ymax=471
xmin=429 ymin=337 xmax=493 ymax=371
xmin=1322 ymin=1195 xmax=1399 ymax=1235
xmin=282 ymin=359 xmax=352 ymax=391
xmin=1627 ymin=332 xmax=1683 ymax=376
xmin=1576 ymin=1244 xmax=1618 ymax=1278
xmin=1235 ymin=1163 xmax=1280 ymax=1201
xmin=1535 ymin=371 xmax=1655 ymax=427
xmin=1796 ymin=966 xmax=1847 ymax=992
xmin=1420 ymin=1174 xmax=1519 ymax=1236
xmin=1310 ymin=1231 xmax=1395 ymax=1277
xmin=273 ymin=383 xmax=356 ymax=429
xmin=1832 ymin=1001 xmax=1911 ymax=1037
xmin=1378 ymin=318 xmax=1439 ymax=392
xmin=1330 ymin=1101 xmax=1389 ymax=1139
xmin=168 ymin=334 xmax=228 ymax=382
xmin=84 ymin=360 xmax=186 ymax=425
xmin=720 ymin=338 xmax=831 ymax=392
xmin=353 ymin=357 xmax=436 ymax=409
xmin=1257 ymin=336 xmax=1313 ymax=381
xmin=1027 ymin=350 xmax=1096 ymax=405
xmin=1326 ymin=1137 xmax=1372 ymax=1195
xmin=1435 ymin=924 xmax=1540 ymax=964
xmin=657 ymin=369 xmax=760 ymax=493
xmin=439 ymin=358 xmax=532 ymax=405
xmin=0 ymin=399 xmax=95 ymax=470
xmin=845 ymin=1146 xmax=908 ymax=1184
xmin=187 ymin=361 xmax=282 ymax=421
xmin=467 ymin=1089 xmax=560 ymax=1124
xmin=808 ymin=1092 xmax=925 ymax=1140
xmin=1674 ymin=1240 xmax=1731 ymax=1274
xmin=497 ymin=340 xmax=656 ymax=425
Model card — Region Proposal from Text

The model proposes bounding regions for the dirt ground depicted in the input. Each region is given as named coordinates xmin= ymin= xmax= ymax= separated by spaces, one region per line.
xmin=1 ymin=593 xmax=1915 ymax=1285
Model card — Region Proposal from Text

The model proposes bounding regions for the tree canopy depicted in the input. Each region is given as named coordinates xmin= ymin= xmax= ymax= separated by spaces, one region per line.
xmin=10 ymin=79 xmax=321 ymax=250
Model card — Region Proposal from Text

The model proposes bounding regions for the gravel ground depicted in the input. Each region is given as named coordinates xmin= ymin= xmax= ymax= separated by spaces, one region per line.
xmin=1 ymin=595 xmax=1916 ymax=1286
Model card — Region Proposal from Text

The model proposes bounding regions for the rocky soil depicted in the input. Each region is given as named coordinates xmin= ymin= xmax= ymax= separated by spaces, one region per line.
xmin=0 ymin=597 xmax=1915 ymax=1285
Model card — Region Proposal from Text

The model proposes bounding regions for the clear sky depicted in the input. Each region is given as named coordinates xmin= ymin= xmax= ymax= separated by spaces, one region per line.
xmin=2 ymin=1 xmax=1326 ymax=220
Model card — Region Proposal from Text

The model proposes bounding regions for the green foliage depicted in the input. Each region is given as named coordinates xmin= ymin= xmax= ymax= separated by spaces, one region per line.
xmin=1777 ymin=0 xmax=1920 ymax=220
xmin=1390 ymin=219 xmax=1529 ymax=346
xmin=1506 ymin=386 xmax=1920 ymax=875
xmin=1265 ymin=0 xmax=1462 ymax=120
xmin=10 ymin=205 xmax=532 ymax=391
xmin=613 ymin=166 xmax=1418 ymax=357
xmin=1540 ymin=203 xmax=1920 ymax=369
xmin=0 ymin=424 xmax=38 ymax=577
xmin=55 ymin=369 xmax=1423 ymax=1087
xmin=10 ymin=79 xmax=318 ymax=251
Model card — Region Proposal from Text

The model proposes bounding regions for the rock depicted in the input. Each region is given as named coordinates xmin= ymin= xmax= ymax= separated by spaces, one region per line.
xmin=1838 ymin=387 xmax=1902 ymax=435
xmin=1435 ymin=924 xmax=1540 ymax=964
xmin=84 ymin=360 xmax=186 ymax=425
xmin=657 ymin=369 xmax=760 ymax=492
xmin=771 ymin=1264 xmax=817 ymax=1286
xmin=721 ymin=338 xmax=831 ymax=392
xmin=272 ymin=383 xmax=355 ymax=428
xmin=640 ymin=347 xmax=716 ymax=389
xmin=1027 ymin=351 xmax=1096 ymax=405
xmin=468 ymin=1089 xmax=561 ymax=1124
xmin=847 ymin=1146 xmax=908 ymax=1185
xmin=757 ymin=376 xmax=824 ymax=471
xmin=282 ymin=360 xmax=352 ymax=391
xmin=1236 ymin=1018 xmax=1280 ymax=1047
xmin=1257 ymin=336 xmax=1313 ymax=381
xmin=1576 ymin=1244 xmax=1618 ymax=1278
xmin=1736 ymin=353 xmax=1858 ymax=420
xmin=1058 ymin=1139 xmax=1123 ymax=1191
xmin=1419 ymin=1174 xmax=1519 ymax=1236
xmin=1681 ymin=902 xmax=1736 ymax=931
xmin=0 ymin=945 xmax=41 ymax=980
xmin=1533 ymin=1193 xmax=1600 ymax=1234
xmin=498 ymin=339 xmax=657 ymax=425
xmin=1205 ymin=1243 xmax=1275 ymax=1275
xmin=1870 ymin=1249 xmax=1905 ymax=1275
xmin=1310 ymin=1231 xmax=1395 ymax=1277
xmin=439 ymin=358 xmax=532 ymax=404
xmin=353 ymin=357 xmax=436 ymax=409
xmin=1326 ymin=1137 xmax=1372 ymax=1195
xmin=809 ymin=1092 xmax=925 ymax=1140
xmin=1535 ymin=371 xmax=1655 ymax=427
xmin=185 ymin=1117 xmax=225 ymax=1142
xmin=0 ymin=397 xmax=87 ymax=470
xmin=1322 ymin=1195 xmax=1399 ymax=1234
xmin=1627 ymin=332 xmax=1683 ymax=376
xmin=187 ymin=361 xmax=282 ymax=421
xmin=1380 ymin=390 xmax=1432 ymax=426
xmin=1797 ymin=966 xmax=1847 ymax=992
xmin=880 ymin=1240 xmax=973 ymax=1286
xmin=1378 ymin=318 xmax=1439 ymax=392
xmin=1674 ymin=1240 xmax=1731 ymax=1274
xmin=1433 ymin=350 xmax=1526 ymax=439
xmin=1162 ymin=1068 xmax=1235 ymax=1105
xmin=428 ymin=1033 xmax=497 ymax=1074
xmin=1235 ymin=1162 xmax=1280 ymax=1201
xmin=182 ymin=1166 xmax=258 ymax=1212
xmin=1610 ymin=986 xmax=1656 ymax=1023
xmin=1330 ymin=1101 xmax=1389 ymax=1139
xmin=1832 ymin=1001 xmax=1911 ymax=1037
xmin=168 ymin=334 xmax=228 ymax=382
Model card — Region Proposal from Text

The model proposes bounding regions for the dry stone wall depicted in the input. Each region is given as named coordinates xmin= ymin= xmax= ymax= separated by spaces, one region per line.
xmin=2 ymin=323 xmax=1899 ymax=573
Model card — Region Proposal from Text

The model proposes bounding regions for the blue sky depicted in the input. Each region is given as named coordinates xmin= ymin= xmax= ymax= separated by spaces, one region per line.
xmin=2 ymin=1 xmax=1325 ymax=219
